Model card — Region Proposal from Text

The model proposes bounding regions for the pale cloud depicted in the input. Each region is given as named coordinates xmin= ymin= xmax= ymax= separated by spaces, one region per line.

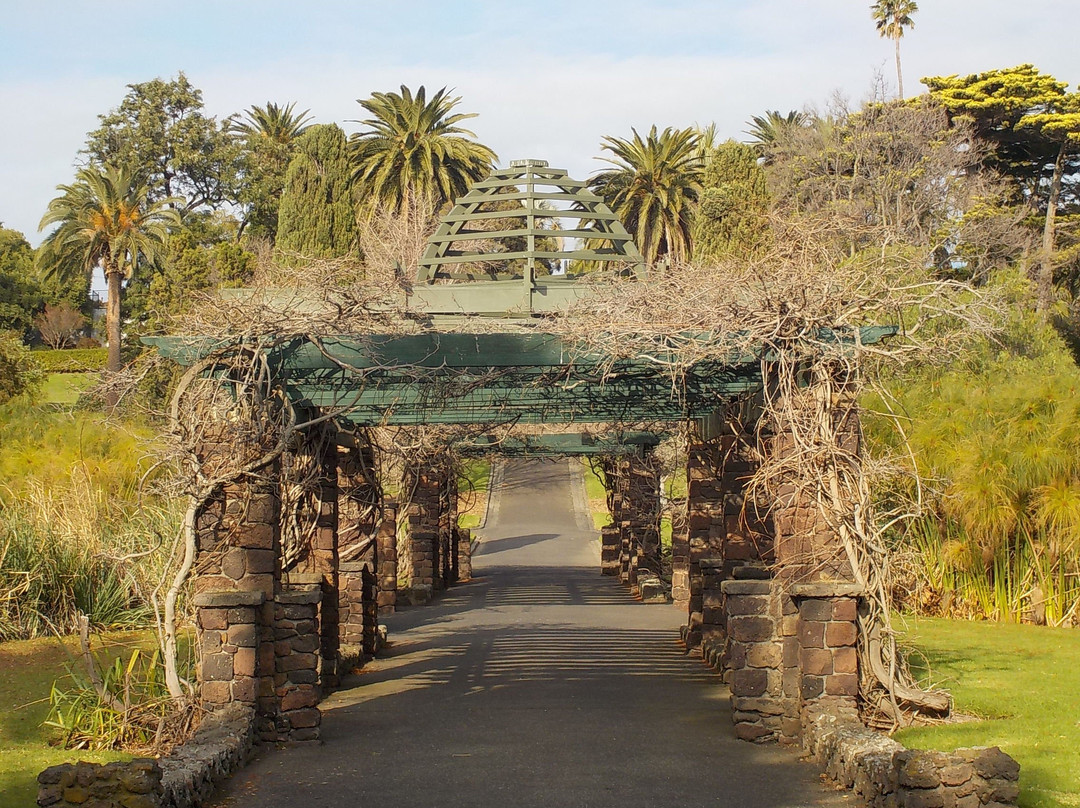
xmin=1 ymin=0 xmax=1077 ymax=245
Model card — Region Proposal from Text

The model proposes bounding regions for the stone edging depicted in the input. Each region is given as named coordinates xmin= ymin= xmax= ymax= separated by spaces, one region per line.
xmin=802 ymin=703 xmax=1020 ymax=808
xmin=38 ymin=703 xmax=256 ymax=808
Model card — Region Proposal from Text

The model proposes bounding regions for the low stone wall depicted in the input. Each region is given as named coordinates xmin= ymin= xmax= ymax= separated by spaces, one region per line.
xmin=38 ymin=703 xmax=255 ymax=808
xmin=802 ymin=705 xmax=1020 ymax=808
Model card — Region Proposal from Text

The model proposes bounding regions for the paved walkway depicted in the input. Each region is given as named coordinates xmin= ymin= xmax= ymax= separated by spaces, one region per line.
xmin=213 ymin=458 xmax=850 ymax=808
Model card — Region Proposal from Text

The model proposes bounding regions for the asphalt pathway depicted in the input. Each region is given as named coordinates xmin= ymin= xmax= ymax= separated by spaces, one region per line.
xmin=213 ymin=458 xmax=850 ymax=808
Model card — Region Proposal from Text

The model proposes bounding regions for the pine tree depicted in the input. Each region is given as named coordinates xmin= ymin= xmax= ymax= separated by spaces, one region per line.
xmin=276 ymin=124 xmax=358 ymax=259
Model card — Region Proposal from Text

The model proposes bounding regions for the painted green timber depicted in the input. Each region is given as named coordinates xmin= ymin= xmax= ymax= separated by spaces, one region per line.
xmin=143 ymin=326 xmax=897 ymax=426
xmin=455 ymin=432 xmax=663 ymax=456
xmin=417 ymin=162 xmax=645 ymax=289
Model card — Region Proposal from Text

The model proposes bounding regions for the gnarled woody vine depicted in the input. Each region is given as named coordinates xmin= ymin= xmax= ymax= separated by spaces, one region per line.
xmin=554 ymin=215 xmax=1002 ymax=723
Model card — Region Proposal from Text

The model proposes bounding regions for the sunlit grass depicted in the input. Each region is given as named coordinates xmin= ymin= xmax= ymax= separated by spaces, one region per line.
xmin=457 ymin=458 xmax=490 ymax=530
xmin=897 ymin=616 xmax=1080 ymax=808
xmin=0 ymin=634 xmax=144 ymax=808
xmin=39 ymin=373 xmax=95 ymax=405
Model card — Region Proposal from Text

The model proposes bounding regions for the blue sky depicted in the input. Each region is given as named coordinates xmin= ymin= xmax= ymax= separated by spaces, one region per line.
xmin=2 ymin=0 xmax=1077 ymax=246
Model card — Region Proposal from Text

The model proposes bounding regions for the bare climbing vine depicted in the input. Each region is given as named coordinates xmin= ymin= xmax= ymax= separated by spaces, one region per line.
xmin=553 ymin=211 xmax=1003 ymax=725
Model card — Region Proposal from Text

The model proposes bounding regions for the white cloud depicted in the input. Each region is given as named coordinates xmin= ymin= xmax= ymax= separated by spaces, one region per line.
xmin=2 ymin=0 xmax=1077 ymax=246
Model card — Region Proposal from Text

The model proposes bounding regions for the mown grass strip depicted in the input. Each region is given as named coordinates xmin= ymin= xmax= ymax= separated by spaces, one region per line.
xmin=897 ymin=616 xmax=1080 ymax=808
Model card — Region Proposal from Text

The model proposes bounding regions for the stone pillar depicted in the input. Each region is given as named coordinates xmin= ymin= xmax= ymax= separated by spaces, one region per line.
xmin=670 ymin=509 xmax=690 ymax=607
xmin=771 ymin=404 xmax=859 ymax=587
xmin=700 ymin=559 xmax=727 ymax=649
xmin=191 ymin=470 xmax=280 ymax=738
xmin=720 ymin=579 xmax=787 ymax=742
xmin=600 ymin=525 xmax=621 ymax=576
xmin=273 ymin=584 xmax=322 ymax=741
xmin=404 ymin=459 xmax=444 ymax=601
xmin=194 ymin=590 xmax=263 ymax=711
xmin=684 ymin=437 xmax=725 ymax=651
xmin=376 ymin=501 xmax=398 ymax=614
xmin=625 ymin=453 xmax=661 ymax=579
xmin=311 ymin=426 xmax=340 ymax=688
xmin=792 ymin=584 xmax=860 ymax=714
xmin=440 ymin=471 xmax=457 ymax=585
xmin=338 ymin=562 xmax=366 ymax=650
xmin=456 ymin=527 xmax=473 ymax=582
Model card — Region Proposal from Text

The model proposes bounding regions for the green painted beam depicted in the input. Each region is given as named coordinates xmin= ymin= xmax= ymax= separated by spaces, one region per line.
xmin=455 ymin=432 xmax=664 ymax=457
xmin=426 ymin=227 xmax=633 ymax=243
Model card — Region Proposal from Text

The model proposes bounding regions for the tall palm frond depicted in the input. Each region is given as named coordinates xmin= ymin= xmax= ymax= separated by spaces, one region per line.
xmin=588 ymin=125 xmax=702 ymax=267
xmin=871 ymin=0 xmax=918 ymax=99
xmin=228 ymin=102 xmax=313 ymax=146
xmin=350 ymin=85 xmax=497 ymax=214
xmin=744 ymin=110 xmax=810 ymax=153
xmin=38 ymin=165 xmax=180 ymax=376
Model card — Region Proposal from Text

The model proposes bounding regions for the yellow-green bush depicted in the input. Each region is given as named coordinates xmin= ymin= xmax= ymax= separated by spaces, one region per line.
xmin=29 ymin=348 xmax=107 ymax=373
xmin=867 ymin=315 xmax=1080 ymax=623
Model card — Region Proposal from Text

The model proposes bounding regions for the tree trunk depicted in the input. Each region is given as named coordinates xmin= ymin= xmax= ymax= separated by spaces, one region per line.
xmin=105 ymin=264 xmax=122 ymax=407
xmin=894 ymin=36 xmax=904 ymax=100
xmin=1037 ymin=140 xmax=1068 ymax=313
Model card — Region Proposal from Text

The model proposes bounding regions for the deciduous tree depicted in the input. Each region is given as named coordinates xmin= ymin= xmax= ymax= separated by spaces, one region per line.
xmin=35 ymin=302 xmax=86 ymax=349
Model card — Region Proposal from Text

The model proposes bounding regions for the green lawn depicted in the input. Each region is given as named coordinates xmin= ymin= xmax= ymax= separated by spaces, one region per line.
xmin=897 ymin=616 xmax=1080 ymax=808
xmin=0 ymin=634 xmax=145 ymax=808
xmin=457 ymin=458 xmax=491 ymax=530
xmin=39 ymin=372 xmax=95 ymax=405
xmin=581 ymin=458 xmax=609 ymax=529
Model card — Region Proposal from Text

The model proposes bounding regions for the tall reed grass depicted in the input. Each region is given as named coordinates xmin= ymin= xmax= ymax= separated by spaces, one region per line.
xmin=870 ymin=321 xmax=1080 ymax=624
xmin=0 ymin=402 xmax=180 ymax=640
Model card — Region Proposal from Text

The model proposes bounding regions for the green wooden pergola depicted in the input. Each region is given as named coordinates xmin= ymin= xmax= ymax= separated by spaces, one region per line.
xmin=147 ymin=161 xmax=895 ymax=455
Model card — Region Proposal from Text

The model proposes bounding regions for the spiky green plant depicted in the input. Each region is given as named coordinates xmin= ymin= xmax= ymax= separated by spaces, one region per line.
xmin=588 ymin=125 xmax=702 ymax=267
xmin=350 ymin=85 xmax=497 ymax=215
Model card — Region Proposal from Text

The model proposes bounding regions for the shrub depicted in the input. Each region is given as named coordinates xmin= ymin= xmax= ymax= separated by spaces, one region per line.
xmin=30 ymin=347 xmax=108 ymax=373
xmin=0 ymin=331 xmax=44 ymax=403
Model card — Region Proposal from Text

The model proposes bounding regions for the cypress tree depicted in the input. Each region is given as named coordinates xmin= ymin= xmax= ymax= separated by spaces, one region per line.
xmin=692 ymin=140 xmax=770 ymax=263
xmin=276 ymin=124 xmax=357 ymax=259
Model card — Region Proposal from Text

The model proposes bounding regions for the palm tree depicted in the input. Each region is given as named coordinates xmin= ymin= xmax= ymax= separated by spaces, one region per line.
xmin=871 ymin=0 xmax=918 ymax=99
xmin=588 ymin=126 xmax=702 ymax=267
xmin=228 ymin=101 xmax=312 ymax=146
xmin=38 ymin=165 xmax=180 ymax=382
xmin=229 ymin=103 xmax=314 ymax=240
xmin=350 ymin=85 xmax=497 ymax=214
xmin=744 ymin=110 xmax=810 ymax=159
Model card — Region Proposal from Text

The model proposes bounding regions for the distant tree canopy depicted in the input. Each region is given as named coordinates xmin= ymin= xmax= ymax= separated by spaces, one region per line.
xmin=0 ymin=227 xmax=43 ymax=340
xmin=84 ymin=73 xmax=239 ymax=214
xmin=924 ymin=64 xmax=1080 ymax=310
xmin=277 ymin=124 xmax=358 ymax=260
xmin=693 ymin=140 xmax=769 ymax=263
xmin=229 ymin=102 xmax=313 ymax=242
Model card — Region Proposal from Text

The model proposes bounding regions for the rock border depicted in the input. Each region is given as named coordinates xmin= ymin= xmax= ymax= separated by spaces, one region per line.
xmin=802 ymin=701 xmax=1020 ymax=808
xmin=38 ymin=702 xmax=256 ymax=808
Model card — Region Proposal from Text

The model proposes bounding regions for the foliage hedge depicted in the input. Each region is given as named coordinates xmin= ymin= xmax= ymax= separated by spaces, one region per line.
xmin=31 ymin=347 xmax=107 ymax=372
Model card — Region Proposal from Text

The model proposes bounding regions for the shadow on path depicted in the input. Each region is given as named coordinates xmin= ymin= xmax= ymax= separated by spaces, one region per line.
xmin=211 ymin=459 xmax=850 ymax=808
